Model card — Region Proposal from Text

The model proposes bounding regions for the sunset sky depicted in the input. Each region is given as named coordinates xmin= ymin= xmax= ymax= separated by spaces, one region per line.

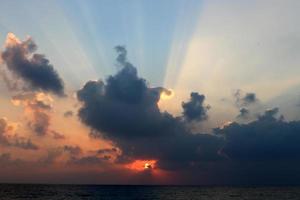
xmin=0 ymin=0 xmax=300 ymax=185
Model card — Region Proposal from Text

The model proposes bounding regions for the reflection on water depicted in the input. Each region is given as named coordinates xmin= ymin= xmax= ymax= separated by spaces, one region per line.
xmin=0 ymin=184 xmax=300 ymax=200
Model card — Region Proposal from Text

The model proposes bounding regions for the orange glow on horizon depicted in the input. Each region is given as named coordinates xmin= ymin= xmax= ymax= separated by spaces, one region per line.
xmin=126 ymin=160 xmax=157 ymax=171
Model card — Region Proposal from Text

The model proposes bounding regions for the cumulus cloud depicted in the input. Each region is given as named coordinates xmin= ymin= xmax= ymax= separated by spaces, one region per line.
xmin=77 ymin=46 xmax=222 ymax=170
xmin=1 ymin=33 xmax=65 ymax=96
xmin=234 ymin=89 xmax=258 ymax=107
xmin=215 ymin=108 xmax=300 ymax=161
xmin=75 ymin=46 xmax=300 ymax=184
xmin=182 ymin=92 xmax=210 ymax=122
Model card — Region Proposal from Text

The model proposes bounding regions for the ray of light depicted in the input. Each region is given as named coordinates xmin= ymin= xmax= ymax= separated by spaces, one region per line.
xmin=163 ymin=0 xmax=202 ymax=89
xmin=166 ymin=0 xmax=300 ymax=127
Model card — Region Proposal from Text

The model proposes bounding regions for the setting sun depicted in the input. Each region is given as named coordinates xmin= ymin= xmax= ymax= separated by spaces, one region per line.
xmin=144 ymin=163 xmax=152 ymax=169
xmin=126 ymin=160 xmax=157 ymax=171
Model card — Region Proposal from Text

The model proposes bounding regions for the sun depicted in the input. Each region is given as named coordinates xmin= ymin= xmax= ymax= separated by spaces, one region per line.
xmin=160 ymin=89 xmax=174 ymax=100
xmin=144 ymin=163 xmax=152 ymax=169
xmin=126 ymin=160 xmax=156 ymax=171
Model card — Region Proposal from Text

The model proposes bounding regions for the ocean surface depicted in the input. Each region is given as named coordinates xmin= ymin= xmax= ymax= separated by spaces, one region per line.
xmin=0 ymin=184 xmax=299 ymax=200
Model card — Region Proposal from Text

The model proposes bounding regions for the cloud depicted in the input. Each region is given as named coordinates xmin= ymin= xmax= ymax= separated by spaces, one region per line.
xmin=234 ymin=89 xmax=258 ymax=107
xmin=51 ymin=131 xmax=65 ymax=140
xmin=0 ymin=118 xmax=38 ymax=150
xmin=1 ymin=33 xmax=65 ymax=96
xmin=75 ymin=46 xmax=300 ymax=184
xmin=96 ymin=147 xmax=118 ymax=155
xmin=215 ymin=108 xmax=300 ymax=161
xmin=63 ymin=111 xmax=73 ymax=118
xmin=12 ymin=92 xmax=52 ymax=136
xmin=63 ymin=145 xmax=82 ymax=156
xmin=0 ymin=118 xmax=11 ymax=146
xmin=77 ymin=46 xmax=223 ymax=170
xmin=236 ymin=107 xmax=250 ymax=119
xmin=12 ymin=136 xmax=39 ymax=150
xmin=0 ymin=153 xmax=24 ymax=167
xmin=39 ymin=148 xmax=63 ymax=165
xmin=30 ymin=111 xmax=50 ymax=136
xmin=182 ymin=92 xmax=210 ymax=122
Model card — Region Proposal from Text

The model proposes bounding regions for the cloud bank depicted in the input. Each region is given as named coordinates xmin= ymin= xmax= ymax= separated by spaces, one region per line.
xmin=76 ymin=47 xmax=300 ymax=184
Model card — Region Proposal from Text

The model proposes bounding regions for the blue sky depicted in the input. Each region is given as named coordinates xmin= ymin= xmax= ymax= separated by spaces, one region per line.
xmin=0 ymin=0 xmax=201 ymax=88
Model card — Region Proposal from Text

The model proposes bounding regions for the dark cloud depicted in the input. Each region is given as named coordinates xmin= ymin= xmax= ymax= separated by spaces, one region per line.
xmin=96 ymin=147 xmax=118 ymax=155
xmin=207 ymin=108 xmax=300 ymax=185
xmin=75 ymin=46 xmax=300 ymax=184
xmin=1 ymin=33 xmax=65 ymax=96
xmin=115 ymin=45 xmax=133 ymax=68
xmin=215 ymin=108 xmax=300 ymax=161
xmin=257 ymin=107 xmax=280 ymax=121
xmin=182 ymin=92 xmax=210 ymax=122
xmin=77 ymin=47 xmax=222 ymax=170
xmin=234 ymin=90 xmax=258 ymax=107
xmin=63 ymin=111 xmax=73 ymax=118
xmin=237 ymin=107 xmax=250 ymax=119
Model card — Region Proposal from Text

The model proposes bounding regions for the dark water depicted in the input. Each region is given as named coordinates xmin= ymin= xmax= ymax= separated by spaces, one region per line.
xmin=0 ymin=184 xmax=300 ymax=200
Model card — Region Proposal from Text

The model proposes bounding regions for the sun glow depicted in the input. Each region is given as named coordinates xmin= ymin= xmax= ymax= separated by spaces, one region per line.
xmin=160 ymin=89 xmax=174 ymax=101
xmin=144 ymin=163 xmax=152 ymax=169
xmin=126 ymin=160 xmax=157 ymax=171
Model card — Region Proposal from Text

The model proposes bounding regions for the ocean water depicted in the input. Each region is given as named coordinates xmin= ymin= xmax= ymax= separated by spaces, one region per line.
xmin=0 ymin=185 xmax=299 ymax=200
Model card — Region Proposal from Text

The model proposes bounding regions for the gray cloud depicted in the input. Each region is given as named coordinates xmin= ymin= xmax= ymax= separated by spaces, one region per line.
xmin=77 ymin=46 xmax=221 ymax=170
xmin=75 ymin=46 xmax=300 ymax=184
xmin=182 ymin=92 xmax=210 ymax=122
xmin=215 ymin=108 xmax=300 ymax=161
xmin=236 ymin=107 xmax=250 ymax=119
xmin=1 ymin=33 xmax=65 ymax=96
xmin=234 ymin=89 xmax=258 ymax=107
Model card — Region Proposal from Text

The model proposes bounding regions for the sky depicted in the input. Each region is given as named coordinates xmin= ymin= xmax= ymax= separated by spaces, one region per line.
xmin=0 ymin=0 xmax=300 ymax=185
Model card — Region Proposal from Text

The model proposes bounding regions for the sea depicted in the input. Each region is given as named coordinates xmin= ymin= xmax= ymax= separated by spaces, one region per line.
xmin=0 ymin=184 xmax=299 ymax=200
